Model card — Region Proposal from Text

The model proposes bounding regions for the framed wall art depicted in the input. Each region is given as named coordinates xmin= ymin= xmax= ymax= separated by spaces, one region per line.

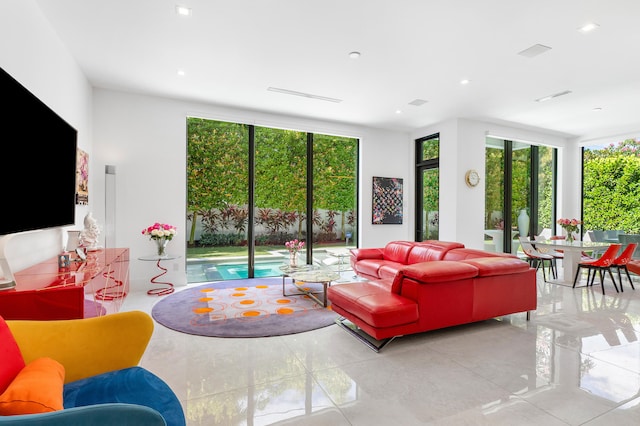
xmin=372 ymin=176 xmax=403 ymax=224
xmin=75 ymin=148 xmax=89 ymax=205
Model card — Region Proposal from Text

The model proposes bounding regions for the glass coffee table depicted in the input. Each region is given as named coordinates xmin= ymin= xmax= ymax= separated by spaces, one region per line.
xmin=279 ymin=264 xmax=339 ymax=307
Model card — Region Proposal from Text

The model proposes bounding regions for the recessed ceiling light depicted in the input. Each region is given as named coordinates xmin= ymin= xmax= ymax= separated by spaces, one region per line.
xmin=395 ymin=109 xmax=403 ymax=114
xmin=348 ymin=51 xmax=361 ymax=59
xmin=460 ymin=79 xmax=471 ymax=85
xmin=592 ymin=107 xmax=603 ymax=112
xmin=177 ymin=69 xmax=186 ymax=76
xmin=175 ymin=5 xmax=192 ymax=16
xmin=579 ymin=22 xmax=600 ymax=33
xmin=535 ymin=90 xmax=572 ymax=102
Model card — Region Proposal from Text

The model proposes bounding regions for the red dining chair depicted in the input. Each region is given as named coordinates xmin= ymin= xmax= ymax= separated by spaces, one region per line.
xmin=573 ymin=244 xmax=621 ymax=294
xmin=612 ymin=243 xmax=638 ymax=291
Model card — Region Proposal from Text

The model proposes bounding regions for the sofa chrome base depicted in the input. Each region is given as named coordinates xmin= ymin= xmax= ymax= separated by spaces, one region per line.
xmin=335 ymin=317 xmax=397 ymax=352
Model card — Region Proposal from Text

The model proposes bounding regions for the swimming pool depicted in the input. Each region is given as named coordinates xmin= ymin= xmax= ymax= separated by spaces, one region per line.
xmin=217 ymin=261 xmax=285 ymax=280
xmin=187 ymin=260 xmax=283 ymax=283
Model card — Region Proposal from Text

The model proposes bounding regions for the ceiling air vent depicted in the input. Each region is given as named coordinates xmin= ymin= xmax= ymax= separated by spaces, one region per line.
xmin=535 ymin=90 xmax=572 ymax=103
xmin=518 ymin=44 xmax=552 ymax=58
xmin=408 ymin=99 xmax=428 ymax=106
xmin=267 ymin=87 xmax=342 ymax=103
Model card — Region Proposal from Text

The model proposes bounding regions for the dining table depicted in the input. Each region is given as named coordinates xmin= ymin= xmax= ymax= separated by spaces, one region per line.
xmin=534 ymin=239 xmax=613 ymax=286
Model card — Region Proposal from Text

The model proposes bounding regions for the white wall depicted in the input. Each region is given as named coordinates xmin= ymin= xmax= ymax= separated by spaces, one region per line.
xmin=0 ymin=0 xmax=93 ymax=277
xmin=93 ymin=89 xmax=410 ymax=290
xmin=411 ymin=118 xmax=573 ymax=250
xmin=0 ymin=0 xmax=590 ymax=294
xmin=1 ymin=0 xmax=412 ymax=291
xmin=356 ymin=128 xmax=413 ymax=247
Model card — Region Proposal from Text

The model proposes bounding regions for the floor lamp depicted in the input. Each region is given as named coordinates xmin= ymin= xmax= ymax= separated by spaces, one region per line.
xmin=105 ymin=165 xmax=116 ymax=249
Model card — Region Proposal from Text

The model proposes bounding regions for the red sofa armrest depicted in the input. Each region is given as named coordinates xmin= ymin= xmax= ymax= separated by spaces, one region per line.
xmin=459 ymin=257 xmax=531 ymax=277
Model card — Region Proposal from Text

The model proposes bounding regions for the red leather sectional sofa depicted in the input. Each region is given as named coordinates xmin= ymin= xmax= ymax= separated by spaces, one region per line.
xmin=327 ymin=240 xmax=537 ymax=351
xmin=627 ymin=260 xmax=640 ymax=276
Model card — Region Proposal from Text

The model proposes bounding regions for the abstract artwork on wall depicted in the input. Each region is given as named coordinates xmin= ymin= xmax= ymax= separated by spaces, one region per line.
xmin=372 ymin=176 xmax=403 ymax=224
xmin=76 ymin=148 xmax=88 ymax=205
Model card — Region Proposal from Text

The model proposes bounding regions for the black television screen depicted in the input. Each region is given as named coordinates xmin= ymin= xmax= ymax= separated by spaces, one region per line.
xmin=0 ymin=67 xmax=77 ymax=235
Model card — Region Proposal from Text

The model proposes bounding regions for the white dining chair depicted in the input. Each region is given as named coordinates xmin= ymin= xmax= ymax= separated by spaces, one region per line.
xmin=519 ymin=237 xmax=556 ymax=281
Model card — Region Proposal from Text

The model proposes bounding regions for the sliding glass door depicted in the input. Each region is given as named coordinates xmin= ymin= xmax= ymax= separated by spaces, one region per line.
xmin=485 ymin=139 xmax=506 ymax=251
xmin=186 ymin=119 xmax=249 ymax=281
xmin=485 ymin=137 xmax=557 ymax=253
xmin=312 ymin=134 xmax=358 ymax=251
xmin=186 ymin=118 xmax=358 ymax=282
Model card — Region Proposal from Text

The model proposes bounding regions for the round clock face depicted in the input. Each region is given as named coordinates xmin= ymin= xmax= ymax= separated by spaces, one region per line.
xmin=465 ymin=170 xmax=480 ymax=187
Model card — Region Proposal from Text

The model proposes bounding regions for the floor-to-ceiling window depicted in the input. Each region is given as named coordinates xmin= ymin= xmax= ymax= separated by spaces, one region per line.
xmin=415 ymin=133 xmax=439 ymax=241
xmin=312 ymin=133 xmax=359 ymax=254
xmin=582 ymin=138 xmax=640 ymax=236
xmin=186 ymin=117 xmax=358 ymax=282
xmin=536 ymin=146 xmax=556 ymax=236
xmin=186 ymin=119 xmax=249 ymax=281
xmin=485 ymin=137 xmax=557 ymax=253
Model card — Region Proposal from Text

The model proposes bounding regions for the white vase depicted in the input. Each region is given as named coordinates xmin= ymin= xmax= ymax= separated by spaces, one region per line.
xmin=518 ymin=209 xmax=529 ymax=238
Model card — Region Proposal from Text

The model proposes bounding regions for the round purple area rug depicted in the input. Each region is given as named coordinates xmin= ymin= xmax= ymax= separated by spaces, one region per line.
xmin=151 ymin=277 xmax=338 ymax=337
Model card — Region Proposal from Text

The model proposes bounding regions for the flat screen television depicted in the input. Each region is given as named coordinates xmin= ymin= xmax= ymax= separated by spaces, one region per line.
xmin=0 ymin=67 xmax=77 ymax=235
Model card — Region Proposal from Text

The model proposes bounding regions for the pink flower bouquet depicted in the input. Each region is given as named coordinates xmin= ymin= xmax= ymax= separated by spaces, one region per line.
xmin=142 ymin=222 xmax=177 ymax=240
xmin=285 ymin=239 xmax=305 ymax=254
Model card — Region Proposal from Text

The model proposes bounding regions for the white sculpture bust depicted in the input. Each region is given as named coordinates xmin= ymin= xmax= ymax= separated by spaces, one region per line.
xmin=78 ymin=212 xmax=100 ymax=250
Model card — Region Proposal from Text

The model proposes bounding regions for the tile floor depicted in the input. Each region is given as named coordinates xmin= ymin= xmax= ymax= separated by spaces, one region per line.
xmin=121 ymin=268 xmax=640 ymax=425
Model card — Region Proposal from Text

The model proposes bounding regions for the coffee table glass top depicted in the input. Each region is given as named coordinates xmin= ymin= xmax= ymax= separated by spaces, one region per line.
xmin=279 ymin=264 xmax=316 ymax=275
xmin=280 ymin=264 xmax=339 ymax=308
xmin=279 ymin=264 xmax=339 ymax=282
xmin=288 ymin=268 xmax=340 ymax=283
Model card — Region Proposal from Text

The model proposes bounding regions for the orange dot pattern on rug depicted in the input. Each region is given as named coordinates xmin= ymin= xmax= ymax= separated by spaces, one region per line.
xmin=191 ymin=283 xmax=327 ymax=321
xmin=195 ymin=288 xmax=215 ymax=310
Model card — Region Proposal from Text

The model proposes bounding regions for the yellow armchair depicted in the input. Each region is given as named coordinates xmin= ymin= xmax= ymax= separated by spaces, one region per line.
xmin=7 ymin=310 xmax=153 ymax=384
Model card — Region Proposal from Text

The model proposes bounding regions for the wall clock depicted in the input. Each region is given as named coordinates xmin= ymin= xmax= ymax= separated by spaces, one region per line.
xmin=465 ymin=169 xmax=480 ymax=188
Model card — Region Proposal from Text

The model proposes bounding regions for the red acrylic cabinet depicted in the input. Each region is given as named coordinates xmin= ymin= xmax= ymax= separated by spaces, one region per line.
xmin=0 ymin=248 xmax=129 ymax=320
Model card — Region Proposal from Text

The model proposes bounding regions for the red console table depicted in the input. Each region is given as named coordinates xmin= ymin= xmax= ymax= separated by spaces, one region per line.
xmin=0 ymin=248 xmax=129 ymax=320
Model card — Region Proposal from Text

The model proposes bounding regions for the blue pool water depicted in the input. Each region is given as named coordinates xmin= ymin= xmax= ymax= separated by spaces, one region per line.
xmin=214 ymin=261 xmax=284 ymax=280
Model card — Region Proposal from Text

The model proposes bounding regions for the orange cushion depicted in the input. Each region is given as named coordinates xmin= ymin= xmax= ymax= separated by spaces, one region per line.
xmin=0 ymin=357 xmax=65 ymax=415
xmin=0 ymin=316 xmax=25 ymax=394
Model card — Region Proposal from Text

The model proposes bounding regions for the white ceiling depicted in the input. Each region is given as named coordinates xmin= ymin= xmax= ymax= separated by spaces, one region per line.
xmin=35 ymin=0 xmax=640 ymax=141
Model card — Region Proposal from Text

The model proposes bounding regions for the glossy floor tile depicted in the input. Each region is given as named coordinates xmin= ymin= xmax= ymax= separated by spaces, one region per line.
xmin=121 ymin=269 xmax=640 ymax=425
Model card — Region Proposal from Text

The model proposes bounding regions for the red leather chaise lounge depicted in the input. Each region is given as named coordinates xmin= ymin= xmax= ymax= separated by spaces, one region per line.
xmin=327 ymin=240 xmax=537 ymax=352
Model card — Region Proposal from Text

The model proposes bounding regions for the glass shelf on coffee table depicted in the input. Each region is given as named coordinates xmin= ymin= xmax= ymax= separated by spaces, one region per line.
xmin=279 ymin=264 xmax=339 ymax=307
xmin=323 ymin=248 xmax=353 ymax=281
